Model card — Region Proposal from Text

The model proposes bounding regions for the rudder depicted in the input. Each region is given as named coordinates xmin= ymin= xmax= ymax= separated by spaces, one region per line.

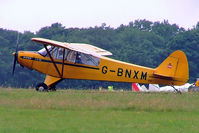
xmin=154 ymin=50 xmax=189 ymax=85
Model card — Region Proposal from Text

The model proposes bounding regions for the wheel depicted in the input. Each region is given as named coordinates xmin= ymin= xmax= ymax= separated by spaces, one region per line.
xmin=49 ymin=85 xmax=56 ymax=91
xmin=35 ymin=83 xmax=48 ymax=92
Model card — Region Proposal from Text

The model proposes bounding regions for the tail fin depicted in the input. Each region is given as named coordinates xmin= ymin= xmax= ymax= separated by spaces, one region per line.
xmin=154 ymin=50 xmax=189 ymax=85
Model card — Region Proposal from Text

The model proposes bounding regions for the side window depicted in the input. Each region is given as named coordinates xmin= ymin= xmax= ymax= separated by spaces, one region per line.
xmin=52 ymin=47 xmax=58 ymax=58
xmin=64 ymin=50 xmax=100 ymax=66
xmin=80 ymin=53 xmax=100 ymax=66
xmin=51 ymin=47 xmax=65 ymax=60
xmin=57 ymin=48 xmax=64 ymax=60
xmin=66 ymin=51 xmax=77 ymax=63
xmin=75 ymin=52 xmax=82 ymax=64
xmin=64 ymin=49 xmax=69 ymax=60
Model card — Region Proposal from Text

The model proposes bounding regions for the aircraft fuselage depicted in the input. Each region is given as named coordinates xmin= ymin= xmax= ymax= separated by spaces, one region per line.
xmin=17 ymin=51 xmax=182 ymax=86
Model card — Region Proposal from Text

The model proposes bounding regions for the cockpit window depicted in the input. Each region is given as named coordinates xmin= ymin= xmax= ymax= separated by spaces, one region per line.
xmin=74 ymin=52 xmax=100 ymax=66
xmin=52 ymin=48 xmax=66 ymax=60
xmin=66 ymin=51 xmax=76 ymax=63
xmin=37 ymin=46 xmax=100 ymax=66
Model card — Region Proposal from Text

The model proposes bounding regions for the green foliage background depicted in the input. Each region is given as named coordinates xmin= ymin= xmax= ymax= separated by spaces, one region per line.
xmin=0 ymin=20 xmax=199 ymax=89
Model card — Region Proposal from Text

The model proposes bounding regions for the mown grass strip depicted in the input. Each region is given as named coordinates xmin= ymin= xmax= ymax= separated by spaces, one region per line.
xmin=0 ymin=88 xmax=199 ymax=133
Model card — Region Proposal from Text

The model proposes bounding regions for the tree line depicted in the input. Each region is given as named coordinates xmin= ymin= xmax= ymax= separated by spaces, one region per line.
xmin=0 ymin=20 xmax=199 ymax=89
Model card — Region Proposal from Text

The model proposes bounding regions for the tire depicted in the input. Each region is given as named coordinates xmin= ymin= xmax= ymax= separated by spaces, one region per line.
xmin=35 ymin=83 xmax=48 ymax=92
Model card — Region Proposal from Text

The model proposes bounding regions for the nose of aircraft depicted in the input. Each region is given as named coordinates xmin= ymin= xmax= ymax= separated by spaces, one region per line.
xmin=12 ymin=51 xmax=35 ymax=75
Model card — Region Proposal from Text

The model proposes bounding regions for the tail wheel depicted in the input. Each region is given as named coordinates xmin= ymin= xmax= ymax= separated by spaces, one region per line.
xmin=36 ymin=83 xmax=48 ymax=92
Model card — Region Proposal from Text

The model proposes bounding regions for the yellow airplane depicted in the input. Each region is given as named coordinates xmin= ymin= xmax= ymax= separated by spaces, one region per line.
xmin=12 ymin=38 xmax=189 ymax=91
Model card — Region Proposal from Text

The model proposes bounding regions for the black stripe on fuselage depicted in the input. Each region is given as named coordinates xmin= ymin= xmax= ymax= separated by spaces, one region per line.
xmin=20 ymin=56 xmax=99 ymax=70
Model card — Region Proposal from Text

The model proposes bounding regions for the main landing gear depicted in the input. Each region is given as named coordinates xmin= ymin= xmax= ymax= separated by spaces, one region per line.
xmin=35 ymin=83 xmax=56 ymax=92
xmin=35 ymin=75 xmax=62 ymax=92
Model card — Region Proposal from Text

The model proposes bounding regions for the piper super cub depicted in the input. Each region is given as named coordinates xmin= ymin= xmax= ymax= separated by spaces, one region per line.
xmin=12 ymin=38 xmax=189 ymax=91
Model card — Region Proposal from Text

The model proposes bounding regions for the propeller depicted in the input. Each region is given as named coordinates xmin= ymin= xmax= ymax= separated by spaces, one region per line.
xmin=12 ymin=33 xmax=19 ymax=75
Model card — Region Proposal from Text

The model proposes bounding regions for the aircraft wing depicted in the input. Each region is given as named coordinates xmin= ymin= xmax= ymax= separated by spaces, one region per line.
xmin=31 ymin=38 xmax=112 ymax=58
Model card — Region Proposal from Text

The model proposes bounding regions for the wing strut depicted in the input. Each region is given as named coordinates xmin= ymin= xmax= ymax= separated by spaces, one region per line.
xmin=44 ymin=45 xmax=62 ymax=78
xmin=61 ymin=48 xmax=65 ymax=76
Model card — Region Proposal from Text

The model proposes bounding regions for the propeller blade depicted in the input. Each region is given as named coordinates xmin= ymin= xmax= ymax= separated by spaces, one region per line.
xmin=12 ymin=33 xmax=19 ymax=75
xmin=12 ymin=52 xmax=18 ymax=75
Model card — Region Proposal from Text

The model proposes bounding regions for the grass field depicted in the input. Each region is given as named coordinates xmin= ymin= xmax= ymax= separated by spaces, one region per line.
xmin=0 ymin=88 xmax=199 ymax=133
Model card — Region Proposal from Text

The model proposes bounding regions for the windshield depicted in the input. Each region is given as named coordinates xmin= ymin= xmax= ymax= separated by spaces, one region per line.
xmin=37 ymin=46 xmax=54 ymax=56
